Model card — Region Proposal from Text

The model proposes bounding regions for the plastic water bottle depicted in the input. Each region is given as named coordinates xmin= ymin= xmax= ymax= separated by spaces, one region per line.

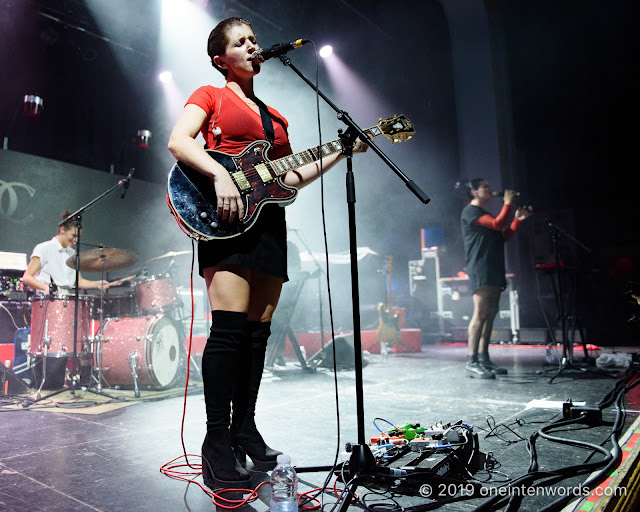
xmin=545 ymin=345 xmax=554 ymax=364
xmin=270 ymin=454 xmax=298 ymax=512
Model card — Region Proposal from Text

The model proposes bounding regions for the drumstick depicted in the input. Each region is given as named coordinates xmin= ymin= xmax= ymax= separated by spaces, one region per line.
xmin=109 ymin=274 xmax=137 ymax=286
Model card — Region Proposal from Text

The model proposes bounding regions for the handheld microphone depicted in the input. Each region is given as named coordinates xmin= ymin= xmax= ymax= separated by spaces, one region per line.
xmin=492 ymin=190 xmax=520 ymax=197
xmin=251 ymin=39 xmax=310 ymax=62
xmin=120 ymin=168 xmax=135 ymax=199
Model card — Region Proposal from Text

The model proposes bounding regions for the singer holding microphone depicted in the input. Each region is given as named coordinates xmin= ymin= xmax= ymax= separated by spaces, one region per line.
xmin=167 ymin=17 xmax=368 ymax=490
xmin=460 ymin=179 xmax=532 ymax=379
xmin=22 ymin=210 xmax=110 ymax=295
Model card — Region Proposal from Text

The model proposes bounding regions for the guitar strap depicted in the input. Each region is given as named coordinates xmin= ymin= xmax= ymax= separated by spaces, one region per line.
xmin=255 ymin=97 xmax=288 ymax=143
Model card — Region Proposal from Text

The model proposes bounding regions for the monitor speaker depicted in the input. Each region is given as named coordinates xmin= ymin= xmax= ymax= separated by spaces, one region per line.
xmin=307 ymin=334 xmax=368 ymax=370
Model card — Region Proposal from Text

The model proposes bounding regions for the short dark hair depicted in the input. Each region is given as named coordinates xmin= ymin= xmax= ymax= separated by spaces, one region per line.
xmin=207 ymin=17 xmax=254 ymax=76
xmin=468 ymin=178 xmax=486 ymax=199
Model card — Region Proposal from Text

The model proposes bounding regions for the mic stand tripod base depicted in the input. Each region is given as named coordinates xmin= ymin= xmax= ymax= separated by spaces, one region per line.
xmin=548 ymin=356 xmax=597 ymax=384
xmin=337 ymin=444 xmax=378 ymax=512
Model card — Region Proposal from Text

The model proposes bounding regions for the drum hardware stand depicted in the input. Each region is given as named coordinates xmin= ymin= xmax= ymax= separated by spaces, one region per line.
xmin=545 ymin=219 xmax=596 ymax=384
xmin=34 ymin=320 xmax=51 ymax=399
xmin=129 ymin=352 xmax=140 ymax=398
xmin=274 ymin=53 xmax=430 ymax=506
xmin=83 ymin=256 xmax=121 ymax=400
xmin=56 ymin=171 xmax=134 ymax=400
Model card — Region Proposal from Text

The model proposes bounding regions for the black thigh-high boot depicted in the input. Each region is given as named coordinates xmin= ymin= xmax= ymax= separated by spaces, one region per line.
xmin=231 ymin=321 xmax=282 ymax=470
xmin=201 ymin=310 xmax=251 ymax=489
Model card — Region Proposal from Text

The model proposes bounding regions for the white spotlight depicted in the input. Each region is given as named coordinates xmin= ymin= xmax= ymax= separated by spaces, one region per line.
xmin=319 ymin=45 xmax=333 ymax=58
xmin=158 ymin=70 xmax=173 ymax=83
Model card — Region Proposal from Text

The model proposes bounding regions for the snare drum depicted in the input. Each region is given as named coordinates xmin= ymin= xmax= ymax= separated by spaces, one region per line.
xmin=98 ymin=315 xmax=183 ymax=389
xmin=135 ymin=275 xmax=179 ymax=314
xmin=30 ymin=295 xmax=92 ymax=357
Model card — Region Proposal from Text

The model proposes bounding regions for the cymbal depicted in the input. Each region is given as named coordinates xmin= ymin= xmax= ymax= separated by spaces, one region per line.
xmin=66 ymin=248 xmax=139 ymax=272
xmin=145 ymin=250 xmax=191 ymax=264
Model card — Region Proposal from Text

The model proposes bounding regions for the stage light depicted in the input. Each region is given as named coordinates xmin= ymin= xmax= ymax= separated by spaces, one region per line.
xmin=158 ymin=70 xmax=173 ymax=83
xmin=23 ymin=95 xmax=44 ymax=118
xmin=319 ymin=45 xmax=333 ymax=58
xmin=2 ymin=94 xmax=45 ymax=149
xmin=136 ymin=129 xmax=152 ymax=149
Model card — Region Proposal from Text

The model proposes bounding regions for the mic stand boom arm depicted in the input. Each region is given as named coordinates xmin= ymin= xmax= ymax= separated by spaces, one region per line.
xmin=277 ymin=54 xmax=431 ymax=206
xmin=275 ymin=54 xmax=430 ymax=501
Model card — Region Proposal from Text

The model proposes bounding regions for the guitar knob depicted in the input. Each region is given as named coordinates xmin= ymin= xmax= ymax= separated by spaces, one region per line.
xmin=199 ymin=212 xmax=208 ymax=219
xmin=210 ymin=221 xmax=218 ymax=229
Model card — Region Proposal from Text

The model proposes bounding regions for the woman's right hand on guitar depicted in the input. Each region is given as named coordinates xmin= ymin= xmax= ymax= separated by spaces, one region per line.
xmin=213 ymin=169 xmax=245 ymax=223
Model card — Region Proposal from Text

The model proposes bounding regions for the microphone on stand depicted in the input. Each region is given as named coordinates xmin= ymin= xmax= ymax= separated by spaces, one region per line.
xmin=251 ymin=39 xmax=310 ymax=62
xmin=120 ymin=168 xmax=135 ymax=199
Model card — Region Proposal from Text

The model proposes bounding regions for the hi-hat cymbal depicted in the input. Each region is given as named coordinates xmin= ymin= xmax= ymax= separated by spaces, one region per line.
xmin=66 ymin=248 xmax=139 ymax=272
xmin=145 ymin=250 xmax=191 ymax=264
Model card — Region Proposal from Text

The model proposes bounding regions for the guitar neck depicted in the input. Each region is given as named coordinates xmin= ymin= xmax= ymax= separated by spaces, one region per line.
xmin=269 ymin=125 xmax=382 ymax=177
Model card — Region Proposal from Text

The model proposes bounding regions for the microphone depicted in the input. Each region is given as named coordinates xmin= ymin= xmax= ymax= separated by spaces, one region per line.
xmin=120 ymin=168 xmax=135 ymax=199
xmin=492 ymin=190 xmax=520 ymax=197
xmin=251 ymin=39 xmax=310 ymax=62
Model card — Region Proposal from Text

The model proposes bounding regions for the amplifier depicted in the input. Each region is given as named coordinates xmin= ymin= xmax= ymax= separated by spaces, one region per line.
xmin=0 ymin=269 xmax=25 ymax=299
xmin=0 ymin=300 xmax=31 ymax=344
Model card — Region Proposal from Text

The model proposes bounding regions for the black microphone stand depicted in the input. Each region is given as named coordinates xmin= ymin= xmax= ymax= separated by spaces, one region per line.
xmin=30 ymin=172 xmax=133 ymax=404
xmin=275 ymin=53 xmax=430 ymax=505
xmin=546 ymin=218 xmax=595 ymax=384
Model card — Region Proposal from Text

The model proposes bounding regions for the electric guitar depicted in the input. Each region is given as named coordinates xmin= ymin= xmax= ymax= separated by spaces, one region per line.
xmin=167 ymin=114 xmax=414 ymax=240
xmin=377 ymin=256 xmax=401 ymax=346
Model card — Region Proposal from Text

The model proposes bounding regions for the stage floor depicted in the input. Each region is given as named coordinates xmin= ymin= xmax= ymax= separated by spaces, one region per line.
xmin=1 ymin=342 xmax=639 ymax=511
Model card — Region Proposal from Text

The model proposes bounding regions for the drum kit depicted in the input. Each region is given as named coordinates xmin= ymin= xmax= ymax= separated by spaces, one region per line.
xmin=28 ymin=248 xmax=193 ymax=396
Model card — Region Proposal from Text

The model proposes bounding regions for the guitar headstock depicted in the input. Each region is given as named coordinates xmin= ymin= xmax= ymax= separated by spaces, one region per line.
xmin=378 ymin=114 xmax=414 ymax=144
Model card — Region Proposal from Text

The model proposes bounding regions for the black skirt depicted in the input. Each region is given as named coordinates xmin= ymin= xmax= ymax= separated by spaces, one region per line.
xmin=197 ymin=203 xmax=288 ymax=281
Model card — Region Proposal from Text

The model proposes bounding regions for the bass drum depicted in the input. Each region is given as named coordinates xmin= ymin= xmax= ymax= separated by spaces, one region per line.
xmin=98 ymin=315 xmax=184 ymax=390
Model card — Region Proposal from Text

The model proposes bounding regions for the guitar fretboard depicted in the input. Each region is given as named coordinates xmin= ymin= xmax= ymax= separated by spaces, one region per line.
xmin=268 ymin=125 xmax=382 ymax=177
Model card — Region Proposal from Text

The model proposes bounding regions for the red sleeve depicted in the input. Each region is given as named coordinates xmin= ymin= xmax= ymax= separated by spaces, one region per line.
xmin=473 ymin=204 xmax=513 ymax=231
xmin=503 ymin=217 xmax=521 ymax=240
xmin=185 ymin=85 xmax=218 ymax=115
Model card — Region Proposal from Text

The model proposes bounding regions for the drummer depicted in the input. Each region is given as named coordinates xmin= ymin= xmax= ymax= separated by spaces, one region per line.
xmin=22 ymin=211 xmax=110 ymax=295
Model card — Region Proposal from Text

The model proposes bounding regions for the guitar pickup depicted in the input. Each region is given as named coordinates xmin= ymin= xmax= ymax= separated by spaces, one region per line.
xmin=232 ymin=171 xmax=252 ymax=191
xmin=254 ymin=163 xmax=273 ymax=184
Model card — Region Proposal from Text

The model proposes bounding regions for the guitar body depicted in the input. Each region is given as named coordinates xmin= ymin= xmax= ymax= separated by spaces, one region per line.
xmin=168 ymin=141 xmax=298 ymax=240
xmin=377 ymin=304 xmax=401 ymax=345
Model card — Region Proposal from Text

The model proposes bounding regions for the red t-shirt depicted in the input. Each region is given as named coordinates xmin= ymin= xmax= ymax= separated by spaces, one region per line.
xmin=186 ymin=85 xmax=292 ymax=160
